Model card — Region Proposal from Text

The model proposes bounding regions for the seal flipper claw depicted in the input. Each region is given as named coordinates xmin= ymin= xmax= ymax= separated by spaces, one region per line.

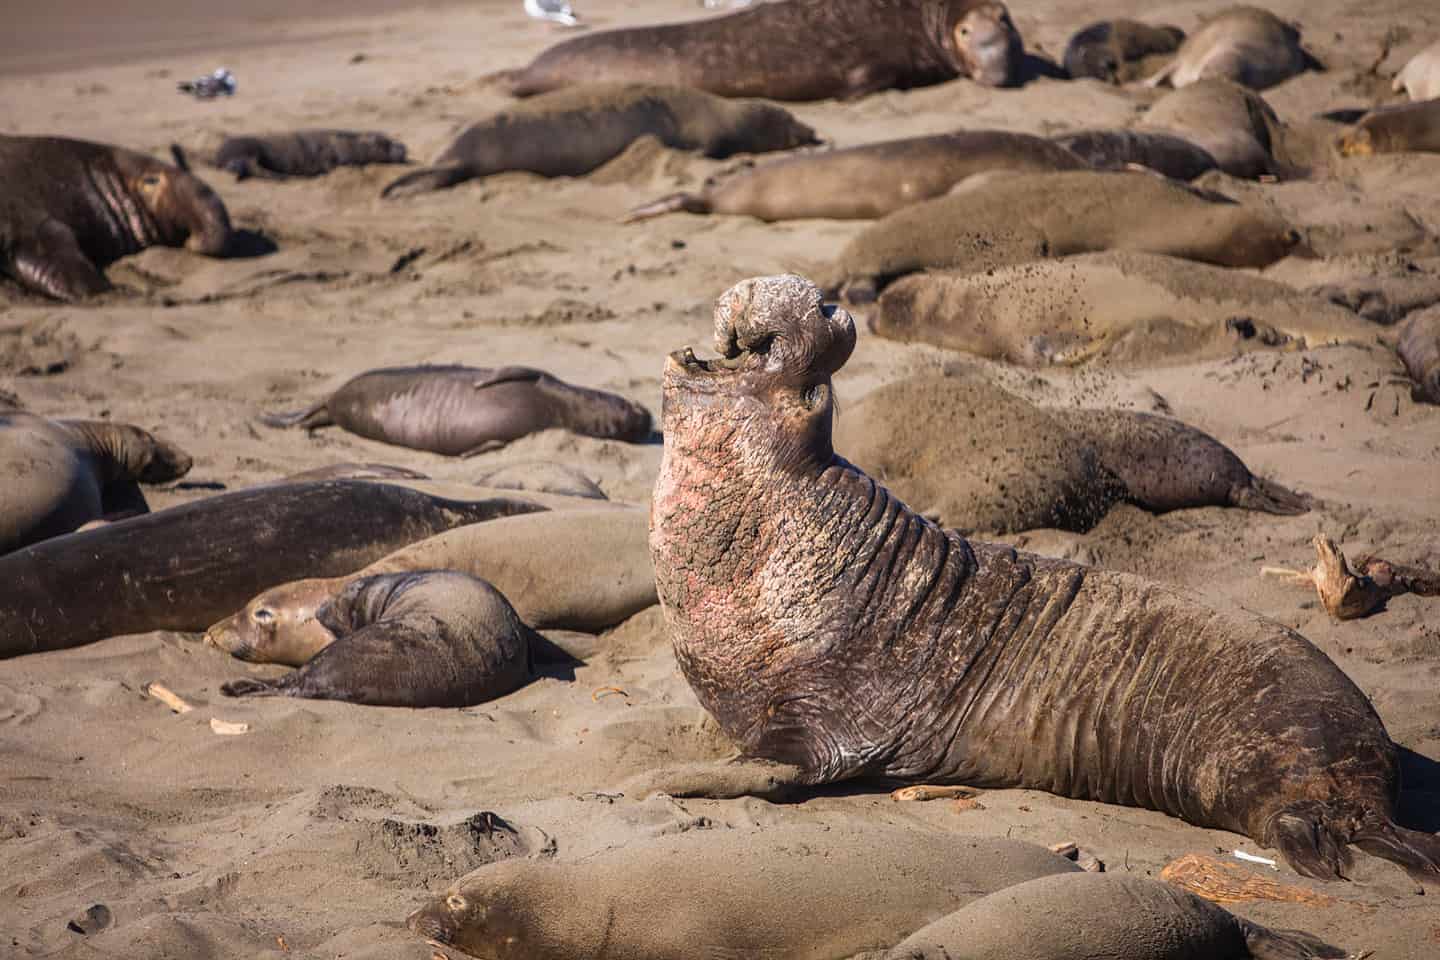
xmin=380 ymin=165 xmax=473 ymax=198
xmin=259 ymin=403 xmax=333 ymax=430
xmin=1266 ymin=803 xmax=1354 ymax=880
xmin=1233 ymin=476 xmax=1312 ymax=515
xmin=221 ymin=677 xmax=287 ymax=698
xmin=621 ymin=192 xmax=710 ymax=224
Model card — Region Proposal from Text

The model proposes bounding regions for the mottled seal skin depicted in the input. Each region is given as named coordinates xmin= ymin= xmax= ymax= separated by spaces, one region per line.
xmin=0 ymin=135 xmax=232 ymax=301
xmin=381 ymin=84 xmax=817 ymax=198
xmin=624 ymin=131 xmax=1086 ymax=223
xmin=407 ymin=822 xmax=1079 ymax=960
xmin=1398 ymin=307 xmax=1440 ymax=404
xmin=221 ymin=571 xmax=532 ymax=708
xmin=1336 ymin=99 xmax=1440 ymax=156
xmin=1139 ymin=78 xmax=1285 ymax=178
xmin=885 ymin=874 xmax=1346 ymax=960
xmin=648 ymin=274 xmax=1440 ymax=884
xmin=261 ymin=364 xmax=653 ymax=456
xmin=1394 ymin=40 xmax=1440 ymax=101
xmin=0 ymin=480 xmax=546 ymax=658
xmin=1063 ymin=20 xmax=1185 ymax=84
xmin=0 ymin=412 xmax=192 ymax=554
xmin=1146 ymin=6 xmax=1316 ymax=91
xmin=210 ymin=130 xmax=408 ymax=180
xmin=1050 ymin=128 xmax=1218 ymax=180
xmin=495 ymin=0 xmax=1023 ymax=102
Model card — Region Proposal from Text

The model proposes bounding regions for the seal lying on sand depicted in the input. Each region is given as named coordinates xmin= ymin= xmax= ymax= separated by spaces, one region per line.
xmin=1138 ymin=79 xmax=1285 ymax=178
xmin=261 ymin=365 xmax=653 ymax=456
xmin=208 ymin=130 xmax=408 ymax=180
xmin=623 ymin=131 xmax=1086 ymax=223
xmin=1399 ymin=306 xmax=1440 ymax=403
xmin=493 ymin=0 xmax=1024 ymax=101
xmin=835 ymin=370 xmax=1308 ymax=533
xmin=1145 ymin=6 xmax=1316 ymax=91
xmin=1335 ymin=98 xmax=1440 ymax=156
xmin=1394 ymin=39 xmax=1440 ymax=101
xmin=0 ymin=411 xmax=192 ymax=553
xmin=885 ymin=873 xmax=1346 ymax=960
xmin=1050 ymin=129 xmax=1218 ymax=180
xmin=472 ymin=460 xmax=607 ymax=499
xmin=1062 ymin=20 xmax=1185 ymax=83
xmin=646 ymin=274 xmax=1440 ymax=883
xmin=407 ymin=821 xmax=1079 ymax=959
xmin=381 ymin=84 xmax=817 ymax=198
xmin=221 ymin=571 xmax=532 ymax=707
xmin=0 ymin=135 xmax=232 ymax=300
xmin=822 ymin=170 xmax=1302 ymax=302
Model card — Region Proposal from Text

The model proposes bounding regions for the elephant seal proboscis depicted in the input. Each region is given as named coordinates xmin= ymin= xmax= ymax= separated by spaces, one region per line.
xmin=1394 ymin=39 xmax=1440 ymax=101
xmin=822 ymin=170 xmax=1302 ymax=302
xmin=1336 ymin=98 xmax=1440 ymax=157
xmin=1062 ymin=20 xmax=1185 ymax=84
xmin=1145 ymin=6 xmax=1316 ymax=91
xmin=221 ymin=571 xmax=532 ymax=708
xmin=1138 ymin=78 xmax=1285 ymax=178
xmin=0 ymin=412 xmax=192 ymax=553
xmin=1399 ymin=306 xmax=1440 ymax=403
xmin=885 ymin=873 xmax=1346 ymax=960
xmin=0 ymin=480 xmax=547 ymax=659
xmin=0 ymin=135 xmax=232 ymax=301
xmin=493 ymin=0 xmax=1023 ymax=101
xmin=623 ymin=131 xmax=1086 ymax=223
xmin=261 ymin=365 xmax=653 ymax=456
xmin=1050 ymin=129 xmax=1218 ymax=181
xmin=208 ymin=130 xmax=408 ymax=180
xmin=407 ymin=821 xmax=1079 ymax=959
xmin=380 ymin=84 xmax=817 ymax=198
xmin=646 ymin=274 xmax=1440 ymax=883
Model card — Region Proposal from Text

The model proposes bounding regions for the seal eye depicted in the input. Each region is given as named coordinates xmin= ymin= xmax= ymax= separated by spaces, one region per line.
xmin=446 ymin=894 xmax=468 ymax=911
xmin=252 ymin=608 xmax=276 ymax=625
xmin=140 ymin=173 xmax=162 ymax=189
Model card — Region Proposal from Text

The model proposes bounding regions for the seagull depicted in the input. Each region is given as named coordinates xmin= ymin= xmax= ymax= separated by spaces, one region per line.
xmin=524 ymin=0 xmax=581 ymax=27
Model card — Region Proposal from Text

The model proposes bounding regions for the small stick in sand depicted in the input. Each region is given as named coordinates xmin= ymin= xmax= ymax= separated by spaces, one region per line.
xmin=890 ymin=784 xmax=978 ymax=802
xmin=1261 ymin=534 xmax=1438 ymax=620
xmin=591 ymin=685 xmax=629 ymax=702
xmin=210 ymin=717 xmax=250 ymax=735
xmin=144 ymin=682 xmax=193 ymax=714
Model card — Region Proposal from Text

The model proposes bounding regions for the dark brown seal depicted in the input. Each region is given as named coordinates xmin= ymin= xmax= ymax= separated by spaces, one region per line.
xmin=261 ymin=364 xmax=653 ymax=456
xmin=1062 ymin=20 xmax=1185 ymax=83
xmin=381 ymin=84 xmax=817 ymax=198
xmin=221 ymin=571 xmax=532 ymax=707
xmin=647 ymin=274 xmax=1440 ymax=883
xmin=0 ymin=480 xmax=546 ymax=658
xmin=494 ymin=0 xmax=1023 ymax=101
xmin=1335 ymin=98 xmax=1440 ymax=157
xmin=0 ymin=135 xmax=232 ymax=301
xmin=209 ymin=130 xmax=408 ymax=180
xmin=1050 ymin=129 xmax=1218 ymax=180
xmin=624 ymin=131 xmax=1086 ymax=223
xmin=1398 ymin=306 xmax=1440 ymax=404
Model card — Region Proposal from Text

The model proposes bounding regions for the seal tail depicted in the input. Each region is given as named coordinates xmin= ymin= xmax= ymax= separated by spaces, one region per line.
xmin=1268 ymin=801 xmax=1440 ymax=886
xmin=621 ymin=192 xmax=712 ymax=224
xmin=221 ymin=677 xmax=289 ymax=698
xmin=380 ymin=165 xmax=473 ymax=199
xmin=1240 ymin=922 xmax=1348 ymax=960
xmin=1232 ymin=477 xmax=1312 ymax=516
xmin=259 ymin=403 xmax=332 ymax=430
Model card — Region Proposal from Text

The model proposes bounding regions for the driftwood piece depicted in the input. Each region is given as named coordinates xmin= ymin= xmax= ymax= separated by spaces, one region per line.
xmin=1261 ymin=534 xmax=1438 ymax=619
xmin=1160 ymin=853 xmax=1335 ymax=906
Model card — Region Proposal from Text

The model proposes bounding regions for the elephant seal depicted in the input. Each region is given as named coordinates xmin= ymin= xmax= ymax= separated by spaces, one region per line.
xmin=1050 ymin=129 xmax=1218 ymax=180
xmin=823 ymin=171 xmax=1302 ymax=302
xmin=885 ymin=874 xmax=1345 ymax=960
xmin=834 ymin=370 xmax=1308 ymax=533
xmin=1062 ymin=20 xmax=1185 ymax=83
xmin=472 ymin=460 xmax=607 ymax=499
xmin=623 ymin=131 xmax=1086 ymax=223
xmin=221 ymin=571 xmax=532 ymax=707
xmin=261 ymin=365 xmax=653 ymax=456
xmin=380 ymin=85 xmax=817 ymax=198
xmin=1145 ymin=6 xmax=1315 ymax=91
xmin=0 ymin=135 xmax=232 ymax=301
xmin=1138 ymin=79 xmax=1284 ymax=178
xmin=0 ymin=412 xmax=192 ymax=553
xmin=1394 ymin=39 xmax=1440 ymax=101
xmin=646 ymin=274 xmax=1440 ymax=883
xmin=0 ymin=480 xmax=547 ymax=658
xmin=280 ymin=462 xmax=430 ymax=483
xmin=1399 ymin=306 xmax=1440 ymax=404
xmin=209 ymin=130 xmax=408 ymax=180
xmin=407 ymin=821 xmax=1079 ymax=959
xmin=493 ymin=0 xmax=1023 ymax=102
xmin=1335 ymin=98 xmax=1440 ymax=156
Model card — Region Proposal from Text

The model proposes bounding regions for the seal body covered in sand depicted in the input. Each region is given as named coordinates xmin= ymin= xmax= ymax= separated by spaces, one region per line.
xmin=1138 ymin=78 xmax=1285 ymax=178
xmin=211 ymin=129 xmax=408 ymax=180
xmin=1336 ymin=98 xmax=1440 ymax=156
xmin=494 ymin=0 xmax=1024 ymax=102
xmin=1146 ymin=6 xmax=1314 ymax=91
xmin=1062 ymin=20 xmax=1185 ymax=84
xmin=1399 ymin=305 xmax=1440 ymax=404
xmin=0 ymin=135 xmax=232 ymax=300
xmin=647 ymin=274 xmax=1440 ymax=884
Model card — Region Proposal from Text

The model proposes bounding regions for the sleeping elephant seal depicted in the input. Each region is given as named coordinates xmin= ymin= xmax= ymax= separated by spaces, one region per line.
xmin=473 ymin=460 xmax=607 ymax=499
xmin=1399 ymin=306 xmax=1440 ymax=404
xmin=0 ymin=412 xmax=192 ymax=553
xmin=646 ymin=274 xmax=1440 ymax=884
xmin=1145 ymin=6 xmax=1316 ymax=91
xmin=210 ymin=130 xmax=408 ymax=180
xmin=261 ymin=364 xmax=653 ymax=456
xmin=1394 ymin=39 xmax=1440 ymax=101
xmin=885 ymin=874 xmax=1345 ymax=960
xmin=0 ymin=135 xmax=232 ymax=301
xmin=407 ymin=821 xmax=1080 ymax=959
xmin=1062 ymin=20 xmax=1185 ymax=83
xmin=624 ymin=131 xmax=1086 ymax=223
xmin=381 ymin=84 xmax=817 ymax=197
xmin=1335 ymin=98 xmax=1440 ymax=156
xmin=221 ymin=571 xmax=532 ymax=708
xmin=1050 ymin=128 xmax=1218 ymax=180
xmin=1138 ymin=79 xmax=1285 ymax=178
xmin=493 ymin=0 xmax=1023 ymax=101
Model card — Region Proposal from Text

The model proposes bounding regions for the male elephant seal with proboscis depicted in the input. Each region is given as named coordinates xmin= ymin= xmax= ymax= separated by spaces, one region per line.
xmin=1399 ymin=306 xmax=1440 ymax=404
xmin=1146 ymin=6 xmax=1316 ymax=91
xmin=1062 ymin=20 xmax=1185 ymax=84
xmin=209 ymin=129 xmax=408 ymax=180
xmin=493 ymin=0 xmax=1023 ymax=101
xmin=645 ymin=274 xmax=1440 ymax=884
xmin=381 ymin=84 xmax=817 ymax=198
xmin=0 ymin=135 xmax=231 ymax=300
xmin=261 ymin=364 xmax=653 ymax=455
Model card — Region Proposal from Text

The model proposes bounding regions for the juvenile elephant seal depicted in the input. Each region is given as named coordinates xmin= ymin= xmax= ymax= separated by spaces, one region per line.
xmin=1062 ymin=20 xmax=1185 ymax=83
xmin=823 ymin=171 xmax=1302 ymax=302
xmin=1399 ymin=306 xmax=1440 ymax=403
xmin=1394 ymin=39 xmax=1440 ymax=101
xmin=647 ymin=274 xmax=1440 ymax=883
xmin=1335 ymin=98 xmax=1440 ymax=156
xmin=381 ymin=84 xmax=817 ymax=197
xmin=1146 ymin=6 xmax=1315 ymax=91
xmin=209 ymin=130 xmax=408 ymax=180
xmin=885 ymin=874 xmax=1345 ymax=960
xmin=1050 ymin=129 xmax=1218 ymax=180
xmin=624 ymin=131 xmax=1086 ymax=223
xmin=0 ymin=135 xmax=232 ymax=300
xmin=261 ymin=365 xmax=653 ymax=456
xmin=1138 ymin=79 xmax=1284 ymax=178
xmin=472 ymin=460 xmax=607 ymax=499
xmin=493 ymin=0 xmax=1024 ymax=101
xmin=221 ymin=571 xmax=532 ymax=707
xmin=407 ymin=821 xmax=1079 ymax=959
xmin=0 ymin=412 xmax=192 ymax=553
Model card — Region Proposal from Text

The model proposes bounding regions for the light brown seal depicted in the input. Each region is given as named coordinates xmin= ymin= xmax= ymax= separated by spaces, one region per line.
xmin=1138 ymin=78 xmax=1285 ymax=178
xmin=1398 ymin=305 xmax=1440 ymax=404
xmin=1394 ymin=39 xmax=1440 ymax=101
xmin=0 ymin=135 xmax=232 ymax=301
xmin=1145 ymin=6 xmax=1316 ymax=91
xmin=261 ymin=364 xmax=653 ymax=456
xmin=472 ymin=460 xmax=607 ymax=499
xmin=623 ymin=131 xmax=1086 ymax=223
xmin=209 ymin=130 xmax=408 ymax=180
xmin=493 ymin=0 xmax=1024 ymax=101
xmin=1062 ymin=20 xmax=1185 ymax=83
xmin=645 ymin=274 xmax=1440 ymax=883
xmin=1335 ymin=98 xmax=1440 ymax=156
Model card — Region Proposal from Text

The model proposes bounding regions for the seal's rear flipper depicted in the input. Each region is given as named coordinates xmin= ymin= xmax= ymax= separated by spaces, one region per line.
xmin=1234 ymin=477 xmax=1312 ymax=516
xmin=380 ymin=165 xmax=474 ymax=199
xmin=221 ymin=678 xmax=286 ymax=698
xmin=621 ymin=192 xmax=711 ymax=224
xmin=1240 ymin=922 xmax=1348 ymax=960
xmin=259 ymin=403 xmax=333 ymax=430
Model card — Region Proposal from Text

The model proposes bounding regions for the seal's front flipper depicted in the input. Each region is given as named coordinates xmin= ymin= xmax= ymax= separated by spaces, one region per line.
xmin=221 ymin=677 xmax=288 ymax=698
xmin=474 ymin=366 xmax=545 ymax=389
xmin=1266 ymin=800 xmax=1440 ymax=886
xmin=380 ymin=165 xmax=474 ymax=198
xmin=259 ymin=403 xmax=333 ymax=430
xmin=12 ymin=220 xmax=111 ymax=301
xmin=1233 ymin=476 xmax=1312 ymax=516
xmin=618 ymin=758 xmax=806 ymax=800
xmin=622 ymin=192 xmax=711 ymax=224
xmin=1240 ymin=922 xmax=1348 ymax=960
